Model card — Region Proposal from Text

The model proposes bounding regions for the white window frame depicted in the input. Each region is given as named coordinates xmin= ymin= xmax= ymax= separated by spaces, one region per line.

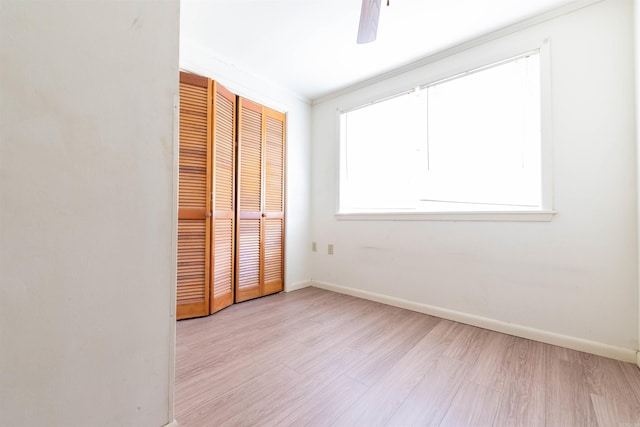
xmin=336 ymin=39 xmax=555 ymax=222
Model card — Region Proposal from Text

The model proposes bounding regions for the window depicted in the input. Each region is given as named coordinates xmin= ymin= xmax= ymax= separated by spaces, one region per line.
xmin=339 ymin=48 xmax=553 ymax=221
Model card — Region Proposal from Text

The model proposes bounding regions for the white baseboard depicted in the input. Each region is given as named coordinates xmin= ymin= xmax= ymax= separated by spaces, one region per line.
xmin=164 ymin=420 xmax=178 ymax=427
xmin=310 ymin=280 xmax=638 ymax=364
xmin=285 ymin=280 xmax=313 ymax=292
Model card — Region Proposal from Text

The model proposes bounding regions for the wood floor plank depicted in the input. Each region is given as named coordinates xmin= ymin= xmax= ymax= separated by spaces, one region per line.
xmin=349 ymin=306 xmax=417 ymax=353
xmin=289 ymin=345 xmax=366 ymax=378
xmin=442 ymin=324 xmax=491 ymax=365
xmin=176 ymin=335 xmax=308 ymax=409
xmin=386 ymin=356 xmax=468 ymax=426
xmin=591 ymin=394 xmax=621 ymax=427
xmin=466 ymin=331 xmax=512 ymax=391
xmin=274 ymin=374 xmax=369 ymax=427
xmin=284 ymin=309 xmax=393 ymax=375
xmin=591 ymin=393 xmax=640 ymax=427
xmin=545 ymin=345 xmax=598 ymax=427
xmin=301 ymin=302 xmax=404 ymax=352
xmin=618 ymin=362 xmax=640 ymax=403
xmin=177 ymin=364 xmax=300 ymax=427
xmin=346 ymin=312 xmax=441 ymax=386
xmin=492 ymin=336 xmax=546 ymax=427
xmin=548 ymin=342 xmax=584 ymax=364
xmin=176 ymin=291 xmax=315 ymax=361
xmin=581 ymin=352 xmax=640 ymax=407
xmin=286 ymin=297 xmax=378 ymax=347
xmin=176 ymin=326 xmax=292 ymax=384
xmin=299 ymin=296 xmax=374 ymax=331
xmin=439 ymin=381 xmax=502 ymax=427
xmin=333 ymin=320 xmax=464 ymax=426
xmin=219 ymin=342 xmax=365 ymax=426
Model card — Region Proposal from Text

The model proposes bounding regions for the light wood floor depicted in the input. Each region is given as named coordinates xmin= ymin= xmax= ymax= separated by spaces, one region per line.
xmin=175 ymin=287 xmax=640 ymax=427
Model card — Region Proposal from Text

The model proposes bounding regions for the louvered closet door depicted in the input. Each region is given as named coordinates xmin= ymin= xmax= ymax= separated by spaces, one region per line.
xmin=236 ymin=98 xmax=286 ymax=303
xmin=236 ymin=98 xmax=263 ymax=302
xmin=210 ymin=82 xmax=236 ymax=314
xmin=177 ymin=72 xmax=212 ymax=320
xmin=263 ymin=108 xmax=285 ymax=295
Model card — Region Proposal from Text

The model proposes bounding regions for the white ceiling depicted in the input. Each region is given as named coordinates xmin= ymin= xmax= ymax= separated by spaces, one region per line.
xmin=180 ymin=0 xmax=578 ymax=101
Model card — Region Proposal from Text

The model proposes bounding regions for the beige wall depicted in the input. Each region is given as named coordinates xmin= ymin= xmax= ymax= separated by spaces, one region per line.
xmin=0 ymin=1 xmax=180 ymax=425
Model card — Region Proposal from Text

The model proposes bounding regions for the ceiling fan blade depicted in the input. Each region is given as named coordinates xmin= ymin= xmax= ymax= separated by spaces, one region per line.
xmin=357 ymin=0 xmax=382 ymax=44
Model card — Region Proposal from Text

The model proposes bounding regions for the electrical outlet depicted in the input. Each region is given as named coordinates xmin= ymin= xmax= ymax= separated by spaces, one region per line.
xmin=311 ymin=241 xmax=317 ymax=252
xmin=328 ymin=244 xmax=334 ymax=255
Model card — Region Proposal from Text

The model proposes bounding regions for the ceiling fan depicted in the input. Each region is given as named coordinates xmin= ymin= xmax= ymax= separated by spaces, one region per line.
xmin=357 ymin=0 xmax=386 ymax=44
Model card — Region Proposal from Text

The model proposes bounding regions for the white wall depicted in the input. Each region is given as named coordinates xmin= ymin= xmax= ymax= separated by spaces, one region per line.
xmin=0 ymin=1 xmax=179 ymax=426
xmin=311 ymin=0 xmax=639 ymax=355
xmin=635 ymin=0 xmax=640 ymax=367
xmin=180 ymin=37 xmax=312 ymax=290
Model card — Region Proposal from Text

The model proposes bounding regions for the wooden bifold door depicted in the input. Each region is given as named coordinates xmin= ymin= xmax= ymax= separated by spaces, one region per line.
xmin=236 ymin=98 xmax=286 ymax=303
xmin=176 ymin=71 xmax=285 ymax=320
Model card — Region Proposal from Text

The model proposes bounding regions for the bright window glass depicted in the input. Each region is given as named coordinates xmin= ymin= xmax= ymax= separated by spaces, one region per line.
xmin=339 ymin=51 xmax=544 ymax=214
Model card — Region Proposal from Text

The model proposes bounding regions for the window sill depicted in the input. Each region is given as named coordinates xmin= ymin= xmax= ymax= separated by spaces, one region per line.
xmin=335 ymin=210 xmax=556 ymax=222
